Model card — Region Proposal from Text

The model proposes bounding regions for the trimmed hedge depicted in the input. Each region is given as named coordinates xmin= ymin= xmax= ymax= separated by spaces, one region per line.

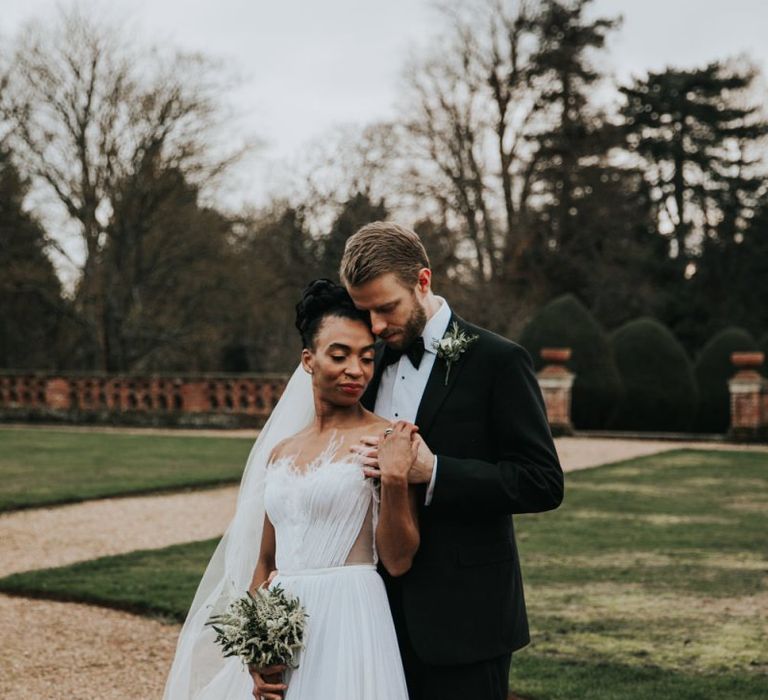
xmin=694 ymin=327 xmax=758 ymax=433
xmin=758 ymin=334 xmax=768 ymax=366
xmin=610 ymin=318 xmax=697 ymax=432
xmin=519 ymin=294 xmax=621 ymax=429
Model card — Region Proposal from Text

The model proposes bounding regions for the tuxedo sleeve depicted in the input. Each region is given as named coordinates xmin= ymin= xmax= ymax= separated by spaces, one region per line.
xmin=430 ymin=344 xmax=564 ymax=515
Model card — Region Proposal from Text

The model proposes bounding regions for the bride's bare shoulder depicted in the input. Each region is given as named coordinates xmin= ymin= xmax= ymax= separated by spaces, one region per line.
xmin=269 ymin=427 xmax=312 ymax=462
xmin=362 ymin=412 xmax=392 ymax=432
xmin=269 ymin=439 xmax=290 ymax=462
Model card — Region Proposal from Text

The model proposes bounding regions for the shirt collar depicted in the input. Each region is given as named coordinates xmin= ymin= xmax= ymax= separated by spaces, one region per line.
xmin=421 ymin=296 xmax=452 ymax=355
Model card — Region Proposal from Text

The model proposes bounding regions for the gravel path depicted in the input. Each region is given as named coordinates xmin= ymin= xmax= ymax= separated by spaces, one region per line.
xmin=1 ymin=435 xmax=766 ymax=699
xmin=0 ymin=487 xmax=238 ymax=577
xmin=0 ymin=593 xmax=178 ymax=700
xmin=555 ymin=436 xmax=768 ymax=471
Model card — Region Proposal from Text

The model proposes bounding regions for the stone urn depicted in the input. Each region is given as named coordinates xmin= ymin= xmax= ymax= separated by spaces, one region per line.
xmin=540 ymin=347 xmax=572 ymax=365
xmin=731 ymin=351 xmax=764 ymax=371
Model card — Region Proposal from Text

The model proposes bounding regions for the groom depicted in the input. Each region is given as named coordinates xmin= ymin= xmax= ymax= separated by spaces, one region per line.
xmin=341 ymin=222 xmax=564 ymax=700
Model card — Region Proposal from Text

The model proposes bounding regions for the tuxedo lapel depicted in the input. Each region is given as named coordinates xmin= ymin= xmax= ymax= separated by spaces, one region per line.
xmin=361 ymin=341 xmax=387 ymax=411
xmin=415 ymin=314 xmax=473 ymax=438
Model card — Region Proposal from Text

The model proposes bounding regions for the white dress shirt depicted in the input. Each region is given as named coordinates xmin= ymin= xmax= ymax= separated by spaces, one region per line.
xmin=375 ymin=297 xmax=451 ymax=505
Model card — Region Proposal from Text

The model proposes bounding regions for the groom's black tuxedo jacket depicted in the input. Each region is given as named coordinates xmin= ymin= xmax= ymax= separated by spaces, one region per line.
xmin=362 ymin=314 xmax=564 ymax=666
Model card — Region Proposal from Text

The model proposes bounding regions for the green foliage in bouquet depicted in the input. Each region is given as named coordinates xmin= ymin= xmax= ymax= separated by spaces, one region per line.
xmin=207 ymin=584 xmax=307 ymax=670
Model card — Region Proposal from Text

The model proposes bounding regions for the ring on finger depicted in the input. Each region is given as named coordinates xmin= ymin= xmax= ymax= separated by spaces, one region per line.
xmin=383 ymin=428 xmax=394 ymax=436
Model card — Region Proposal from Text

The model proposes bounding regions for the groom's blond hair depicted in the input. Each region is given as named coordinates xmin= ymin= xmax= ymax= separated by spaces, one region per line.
xmin=340 ymin=221 xmax=430 ymax=289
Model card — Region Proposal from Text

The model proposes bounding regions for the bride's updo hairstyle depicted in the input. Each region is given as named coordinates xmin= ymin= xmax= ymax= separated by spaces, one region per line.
xmin=295 ymin=278 xmax=372 ymax=350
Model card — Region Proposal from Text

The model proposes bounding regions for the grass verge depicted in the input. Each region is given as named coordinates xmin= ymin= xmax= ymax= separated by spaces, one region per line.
xmin=0 ymin=428 xmax=252 ymax=511
xmin=0 ymin=539 xmax=219 ymax=622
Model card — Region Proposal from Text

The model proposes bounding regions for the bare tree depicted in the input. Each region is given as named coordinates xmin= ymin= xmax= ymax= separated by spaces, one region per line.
xmin=0 ymin=6 xmax=246 ymax=369
xmin=400 ymin=0 xmax=546 ymax=288
xmin=278 ymin=122 xmax=401 ymax=237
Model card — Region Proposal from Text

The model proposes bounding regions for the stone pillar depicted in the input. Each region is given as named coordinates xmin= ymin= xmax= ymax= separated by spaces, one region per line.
xmin=45 ymin=377 xmax=71 ymax=410
xmin=537 ymin=348 xmax=574 ymax=436
xmin=180 ymin=380 xmax=211 ymax=413
xmin=728 ymin=352 xmax=767 ymax=442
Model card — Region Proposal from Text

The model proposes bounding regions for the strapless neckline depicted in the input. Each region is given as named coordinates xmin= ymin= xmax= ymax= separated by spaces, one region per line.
xmin=268 ymin=441 xmax=363 ymax=477
xmin=264 ymin=448 xmax=376 ymax=573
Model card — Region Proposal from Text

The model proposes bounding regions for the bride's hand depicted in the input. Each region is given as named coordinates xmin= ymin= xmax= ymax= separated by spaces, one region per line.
xmin=249 ymin=664 xmax=287 ymax=700
xmin=375 ymin=421 xmax=419 ymax=484
xmin=248 ymin=569 xmax=278 ymax=596
xmin=350 ymin=434 xmax=379 ymax=469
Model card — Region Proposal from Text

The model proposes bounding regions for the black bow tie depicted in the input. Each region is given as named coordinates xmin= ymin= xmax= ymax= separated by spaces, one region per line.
xmin=382 ymin=336 xmax=426 ymax=369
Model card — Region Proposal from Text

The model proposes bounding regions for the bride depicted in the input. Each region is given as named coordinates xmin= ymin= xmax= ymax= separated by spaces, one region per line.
xmin=163 ymin=279 xmax=417 ymax=700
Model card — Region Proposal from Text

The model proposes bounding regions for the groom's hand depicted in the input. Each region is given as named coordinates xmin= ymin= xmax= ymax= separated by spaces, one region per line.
xmin=353 ymin=429 xmax=434 ymax=485
xmin=377 ymin=421 xmax=419 ymax=483
xmin=353 ymin=422 xmax=419 ymax=480
xmin=408 ymin=432 xmax=435 ymax=485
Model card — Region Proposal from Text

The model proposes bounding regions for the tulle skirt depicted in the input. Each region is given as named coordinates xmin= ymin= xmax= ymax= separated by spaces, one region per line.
xmin=271 ymin=563 xmax=409 ymax=700
xmin=189 ymin=564 xmax=407 ymax=699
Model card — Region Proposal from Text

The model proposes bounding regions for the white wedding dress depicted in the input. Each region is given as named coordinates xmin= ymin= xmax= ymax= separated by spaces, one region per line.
xmin=263 ymin=451 xmax=408 ymax=699
xmin=162 ymin=367 xmax=408 ymax=700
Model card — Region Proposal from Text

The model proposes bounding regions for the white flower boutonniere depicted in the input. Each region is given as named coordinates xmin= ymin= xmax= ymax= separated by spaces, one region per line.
xmin=432 ymin=321 xmax=479 ymax=385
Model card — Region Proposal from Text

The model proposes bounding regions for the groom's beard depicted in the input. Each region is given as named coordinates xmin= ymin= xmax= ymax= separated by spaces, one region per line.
xmin=380 ymin=301 xmax=427 ymax=351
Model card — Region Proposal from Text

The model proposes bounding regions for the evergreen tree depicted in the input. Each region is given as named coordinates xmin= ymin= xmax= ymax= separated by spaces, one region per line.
xmin=521 ymin=1 xmax=667 ymax=323
xmin=528 ymin=0 xmax=620 ymax=255
xmin=231 ymin=205 xmax=319 ymax=372
xmin=412 ymin=217 xmax=461 ymax=281
xmin=686 ymin=192 xmax=768 ymax=346
xmin=621 ymin=62 xmax=768 ymax=264
xmin=0 ymin=148 xmax=65 ymax=369
xmin=525 ymin=163 xmax=663 ymax=330
xmin=318 ymin=193 xmax=387 ymax=279
xmin=101 ymin=161 xmax=237 ymax=371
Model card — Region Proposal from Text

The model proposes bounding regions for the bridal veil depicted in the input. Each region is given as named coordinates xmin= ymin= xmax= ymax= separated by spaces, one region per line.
xmin=163 ymin=366 xmax=314 ymax=699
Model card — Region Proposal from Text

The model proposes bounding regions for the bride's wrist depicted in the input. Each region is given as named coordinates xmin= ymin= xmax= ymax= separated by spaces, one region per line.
xmin=380 ymin=472 xmax=408 ymax=488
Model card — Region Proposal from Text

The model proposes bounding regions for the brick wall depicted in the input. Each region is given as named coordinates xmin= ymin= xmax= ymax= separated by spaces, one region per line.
xmin=0 ymin=363 xmax=575 ymax=432
xmin=0 ymin=373 xmax=287 ymax=428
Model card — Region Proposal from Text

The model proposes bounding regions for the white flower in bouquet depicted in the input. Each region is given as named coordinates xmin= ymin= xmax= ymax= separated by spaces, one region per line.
xmin=207 ymin=584 xmax=308 ymax=670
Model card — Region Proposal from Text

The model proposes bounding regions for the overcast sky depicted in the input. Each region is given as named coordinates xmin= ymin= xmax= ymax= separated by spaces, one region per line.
xmin=2 ymin=0 xmax=768 ymax=208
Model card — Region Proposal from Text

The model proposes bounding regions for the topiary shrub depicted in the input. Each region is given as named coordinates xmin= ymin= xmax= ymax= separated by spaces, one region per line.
xmin=694 ymin=326 xmax=758 ymax=433
xmin=610 ymin=318 xmax=697 ymax=432
xmin=518 ymin=294 xmax=621 ymax=429
xmin=758 ymin=333 xmax=768 ymax=366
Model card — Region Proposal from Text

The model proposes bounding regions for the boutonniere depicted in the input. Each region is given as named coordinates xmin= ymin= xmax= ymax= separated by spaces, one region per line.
xmin=432 ymin=321 xmax=478 ymax=385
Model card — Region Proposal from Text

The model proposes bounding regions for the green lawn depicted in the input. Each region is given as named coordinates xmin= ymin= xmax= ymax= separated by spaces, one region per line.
xmin=0 ymin=539 xmax=218 ymax=622
xmin=0 ymin=428 xmax=253 ymax=511
xmin=511 ymin=448 xmax=768 ymax=699
xmin=1 ymin=448 xmax=766 ymax=698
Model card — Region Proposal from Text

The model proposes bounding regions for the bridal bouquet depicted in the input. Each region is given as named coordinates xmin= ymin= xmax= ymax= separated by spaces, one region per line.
xmin=207 ymin=584 xmax=308 ymax=670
